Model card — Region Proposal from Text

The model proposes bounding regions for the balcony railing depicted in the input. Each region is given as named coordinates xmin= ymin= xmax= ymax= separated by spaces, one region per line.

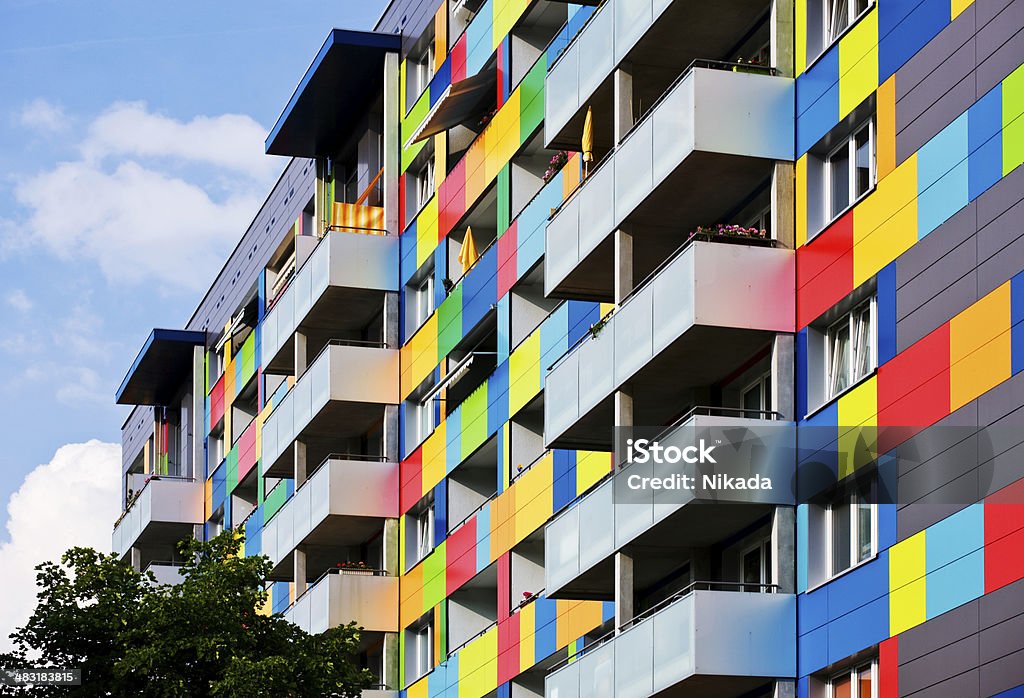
xmin=283 ymin=567 xmax=398 ymax=635
xmin=545 ymin=584 xmax=795 ymax=698
xmin=112 ymin=476 xmax=204 ymax=559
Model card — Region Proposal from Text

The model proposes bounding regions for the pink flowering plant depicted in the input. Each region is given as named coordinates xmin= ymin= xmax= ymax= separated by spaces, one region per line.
xmin=688 ymin=223 xmax=767 ymax=241
xmin=543 ymin=151 xmax=570 ymax=183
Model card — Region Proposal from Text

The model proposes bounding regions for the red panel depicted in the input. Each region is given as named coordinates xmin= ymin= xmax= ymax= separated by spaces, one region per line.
xmin=451 ymin=34 xmax=467 ymax=82
xmin=497 ymin=222 xmax=519 ymax=299
xmin=496 ymin=41 xmax=506 ymax=109
xmin=209 ymin=374 xmax=226 ymax=429
xmin=877 ymin=324 xmax=950 ymax=449
xmin=497 ymin=612 xmax=521 ymax=684
xmin=498 ymin=553 xmax=511 ymax=619
xmin=446 ymin=517 xmax=477 ymax=594
xmin=879 ymin=637 xmax=898 ymax=698
xmin=400 ymin=447 xmax=423 ymax=514
xmin=399 ymin=174 xmax=407 ymax=234
xmin=985 ymin=478 xmax=1024 ymax=592
xmin=237 ymin=421 xmax=257 ymax=479
xmin=796 ymin=212 xmax=854 ymax=329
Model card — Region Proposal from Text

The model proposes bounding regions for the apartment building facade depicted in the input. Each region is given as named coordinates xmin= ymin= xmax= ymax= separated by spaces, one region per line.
xmin=113 ymin=0 xmax=1024 ymax=696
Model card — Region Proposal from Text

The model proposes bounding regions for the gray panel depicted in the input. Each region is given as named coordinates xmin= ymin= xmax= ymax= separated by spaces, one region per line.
xmin=895 ymin=233 xmax=976 ymax=321
xmin=977 ymin=0 xmax=1017 ymax=26
xmin=980 ymin=579 xmax=1024 ymax=628
xmin=897 ymin=599 xmax=980 ymax=663
xmin=894 ymin=4 xmax=975 ymax=102
xmin=895 ymin=273 xmax=977 ymax=351
xmin=979 ymin=441 xmax=1024 ymax=496
xmin=980 ymin=613 xmax=1024 ymax=663
xmin=897 ymin=35 xmax=976 ymax=117
xmin=895 ymin=202 xmax=976 ymax=288
xmin=977 ymin=187 xmax=1024 ymax=264
xmin=978 ymin=372 xmax=1024 ymax=427
xmin=905 ymin=669 xmax=980 ymax=698
xmin=897 ymin=634 xmax=979 ymax=696
xmin=898 ymin=432 xmax=978 ymax=490
xmin=978 ymin=25 xmax=1024 ymax=97
xmin=897 ymin=472 xmax=979 ymax=539
xmin=896 ymin=74 xmax=976 ymax=163
xmin=895 ymin=406 xmax=978 ymax=468
xmin=975 ymin=0 xmax=1024 ymax=65
xmin=977 ymin=163 xmax=1024 ymax=229
xmin=980 ymin=648 xmax=1024 ymax=698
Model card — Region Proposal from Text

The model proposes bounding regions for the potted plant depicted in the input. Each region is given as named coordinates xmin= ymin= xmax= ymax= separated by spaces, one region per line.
xmin=543 ymin=151 xmax=570 ymax=183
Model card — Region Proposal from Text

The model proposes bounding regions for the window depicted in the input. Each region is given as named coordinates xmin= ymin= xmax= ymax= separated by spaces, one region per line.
xmin=407 ymin=495 xmax=435 ymax=564
xmin=741 ymin=538 xmax=772 ymax=590
xmin=741 ymin=373 xmax=772 ymax=417
xmin=824 ymin=0 xmax=873 ymax=44
xmin=407 ymin=614 xmax=434 ymax=681
xmin=829 ymin=660 xmax=876 ymax=698
xmin=413 ymin=42 xmax=435 ymax=97
xmin=415 ymin=395 xmax=437 ymax=444
xmin=825 ymin=299 xmax=874 ymax=399
xmin=827 ymin=119 xmax=874 ymax=221
xmin=415 ymin=274 xmax=435 ymax=326
xmin=416 ymin=158 xmax=435 ymax=210
xmin=828 ymin=482 xmax=875 ymax=577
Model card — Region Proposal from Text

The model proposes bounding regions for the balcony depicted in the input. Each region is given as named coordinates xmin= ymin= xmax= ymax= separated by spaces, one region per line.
xmin=545 ymin=412 xmax=795 ymax=598
xmin=261 ymin=230 xmax=398 ymax=374
xmin=144 ymin=561 xmax=186 ymax=585
xmin=546 ymin=63 xmax=793 ymax=300
xmin=121 ymin=406 xmax=154 ymax=473
xmin=546 ymin=585 xmax=795 ymax=698
xmin=261 ymin=341 xmax=399 ymax=478
xmin=112 ymin=477 xmax=204 ymax=562
xmin=545 ymin=0 xmax=775 ymax=150
xmin=544 ymin=239 xmax=794 ymax=449
xmin=261 ymin=456 xmax=398 ymax=579
xmin=283 ymin=568 xmax=398 ymax=635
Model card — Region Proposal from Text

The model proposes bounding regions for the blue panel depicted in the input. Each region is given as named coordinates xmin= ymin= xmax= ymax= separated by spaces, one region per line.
xmin=463 ymin=245 xmax=498 ymax=330
xmin=272 ymin=581 xmax=290 ymax=614
xmin=826 ymin=595 xmax=888 ymax=666
xmin=602 ymin=600 xmax=615 ymax=622
xmin=926 ymin=548 xmax=984 ymax=619
xmin=797 ymin=403 xmax=839 ymax=499
xmin=918 ymin=113 xmax=969 ymax=238
xmin=552 ymin=449 xmax=575 ymax=511
xmin=878 ymin=503 xmax=898 ymax=551
xmin=430 ymin=56 xmax=452 ymax=108
xmin=797 ymin=677 xmax=810 ymax=698
xmin=475 ymin=504 xmax=491 ymax=570
xmin=798 ymin=583 xmax=828 ymax=634
xmin=534 ymin=596 xmax=558 ymax=660
xmin=434 ymin=245 xmax=448 ymax=309
xmin=796 ymin=47 xmax=839 ymax=155
xmin=567 ymin=301 xmax=600 ymax=346
xmin=797 ymin=625 xmax=829 ymax=676
xmin=1013 ymin=272 xmax=1024 ymax=374
xmin=926 ymin=502 xmax=984 ymax=572
xmin=497 ymin=295 xmax=511 ymax=360
xmin=992 ymin=685 xmax=1024 ymax=698
xmin=797 ymin=503 xmax=810 ymax=592
xmin=877 ymin=263 xmax=897 ymax=364
xmin=878 ymin=0 xmax=949 ymax=82
xmin=540 ymin=303 xmax=570 ymax=381
xmin=434 ymin=479 xmax=448 ymax=548
xmin=401 ymin=222 xmax=418 ymax=285
xmin=488 ymin=361 xmax=510 ymax=432
xmin=497 ymin=682 xmax=511 ymax=698
xmin=826 ymin=556 xmax=888 ymax=622
xmin=969 ymin=85 xmax=1003 ymax=200
xmin=446 ymin=409 xmax=462 ymax=474
xmin=465 ymin=0 xmax=494 ymax=77
xmin=796 ymin=328 xmax=808 ymax=419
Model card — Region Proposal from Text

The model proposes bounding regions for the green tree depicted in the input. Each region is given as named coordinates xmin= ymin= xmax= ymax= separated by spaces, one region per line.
xmin=0 ymin=532 xmax=373 ymax=697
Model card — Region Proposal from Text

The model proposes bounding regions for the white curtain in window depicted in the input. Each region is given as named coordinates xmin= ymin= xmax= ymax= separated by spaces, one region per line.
xmin=828 ymin=0 xmax=850 ymax=41
xmin=829 ymin=323 xmax=851 ymax=396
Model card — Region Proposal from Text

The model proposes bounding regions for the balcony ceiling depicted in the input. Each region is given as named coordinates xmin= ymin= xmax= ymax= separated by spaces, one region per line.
xmin=116 ymin=329 xmax=206 ymax=406
xmin=266 ymin=29 xmax=401 ymax=157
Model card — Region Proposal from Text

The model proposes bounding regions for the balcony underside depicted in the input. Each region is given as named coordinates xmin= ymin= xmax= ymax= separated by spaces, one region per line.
xmin=269 ymin=515 xmax=388 ymax=580
xmin=265 ymin=286 xmax=388 ymax=374
xmin=263 ymin=402 xmax=389 ymax=478
xmin=549 ymin=151 xmax=774 ymax=301
xmin=548 ymin=324 xmax=775 ymax=450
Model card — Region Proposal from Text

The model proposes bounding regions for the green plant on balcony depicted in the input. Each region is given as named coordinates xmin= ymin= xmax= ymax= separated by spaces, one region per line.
xmin=687 ymin=223 xmax=768 ymax=244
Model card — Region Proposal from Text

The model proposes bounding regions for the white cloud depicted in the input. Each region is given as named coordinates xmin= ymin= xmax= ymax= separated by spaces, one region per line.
xmin=18 ymin=98 xmax=68 ymax=133
xmin=82 ymin=101 xmax=277 ymax=180
xmin=5 ymin=289 xmax=32 ymax=313
xmin=5 ymin=102 xmax=281 ymax=291
xmin=0 ymin=440 xmax=121 ymax=651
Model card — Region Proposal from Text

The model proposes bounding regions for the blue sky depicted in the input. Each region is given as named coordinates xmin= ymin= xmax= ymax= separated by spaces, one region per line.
xmin=0 ymin=0 xmax=386 ymax=639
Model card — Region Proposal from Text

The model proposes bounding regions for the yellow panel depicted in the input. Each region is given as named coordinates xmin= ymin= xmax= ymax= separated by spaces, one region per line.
xmin=401 ymin=314 xmax=438 ymax=399
xmin=890 ymin=577 xmax=927 ymax=635
xmin=508 ymin=329 xmax=541 ymax=415
xmin=564 ymin=600 xmax=604 ymax=643
xmin=852 ymin=154 xmax=918 ymax=286
xmin=519 ymin=601 xmax=535 ymax=669
xmin=890 ymin=529 xmax=926 ymax=589
xmin=415 ymin=197 xmax=439 ymax=268
xmin=949 ymin=283 xmax=1012 ymax=410
xmin=836 ymin=375 xmax=878 ymax=479
xmin=514 ymin=455 xmax=554 ymax=543
xmin=876 ymin=76 xmax=897 ymax=180
xmin=838 ymin=8 xmax=878 ymax=118
xmin=422 ymin=419 xmax=447 ymax=493
xmin=576 ymin=450 xmax=611 ymax=495
xmin=795 ymin=0 xmax=807 ymax=74
xmin=795 ymin=155 xmax=808 ymax=247
xmin=407 ymin=676 xmax=429 ymax=698
xmin=458 ymin=626 xmax=498 ymax=697
xmin=555 ymin=600 xmax=572 ymax=649
xmin=951 ymin=0 xmax=974 ymax=19
xmin=490 ymin=487 xmax=514 ymax=560
xmin=434 ymin=4 xmax=447 ymax=72
xmin=434 ymin=131 xmax=447 ymax=188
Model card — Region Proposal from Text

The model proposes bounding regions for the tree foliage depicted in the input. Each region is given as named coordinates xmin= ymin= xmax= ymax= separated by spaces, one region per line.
xmin=0 ymin=532 xmax=373 ymax=697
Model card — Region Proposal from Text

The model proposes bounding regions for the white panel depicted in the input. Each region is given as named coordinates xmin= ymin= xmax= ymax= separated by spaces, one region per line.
xmin=578 ymin=4 xmax=614 ymax=101
xmin=576 ymin=328 xmax=614 ymax=416
xmin=613 ymin=119 xmax=654 ymax=226
xmin=579 ymin=479 xmax=615 ymax=572
xmin=652 ymin=593 xmax=696 ymax=691
xmin=544 ymin=351 xmax=580 ymax=444
xmin=329 ymin=345 xmax=400 ymax=404
xmin=547 ymin=658 xmax=580 ymax=698
xmin=580 ymin=642 xmax=615 ymax=698
xmin=651 ymin=248 xmax=695 ymax=352
xmin=613 ymin=0 xmax=652 ymax=62
xmin=615 ymin=618 xmax=654 ymax=698
xmin=545 ymin=45 xmax=579 ymax=142
xmin=577 ymin=161 xmax=614 ymax=261
xmin=545 ymin=197 xmax=580 ymax=295
xmin=692 ymin=69 xmax=795 ymax=161
xmin=652 ymin=74 xmax=695 ymax=185
xmin=329 ymin=459 xmax=400 ymax=518
xmin=692 ymin=243 xmax=795 ymax=332
xmin=612 ymin=288 xmax=653 ymax=386
xmin=293 ymin=373 xmax=313 ymax=437
xmin=327 ymin=231 xmax=399 ymax=291
xmin=295 ymin=262 xmax=313 ymax=323
xmin=545 ymin=505 xmax=580 ymax=593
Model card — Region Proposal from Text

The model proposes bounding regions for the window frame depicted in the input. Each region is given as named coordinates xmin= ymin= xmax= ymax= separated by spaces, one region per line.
xmin=822 ymin=0 xmax=875 ymax=46
xmin=409 ymin=615 xmax=434 ymax=681
xmin=828 ymin=658 xmax=878 ymax=698
xmin=413 ymin=498 xmax=436 ymax=562
xmin=416 ymin=157 xmax=435 ymax=211
xmin=825 ymin=481 xmax=877 ymax=579
xmin=825 ymin=118 xmax=875 ymax=225
xmin=741 ymin=372 xmax=772 ymax=416
xmin=824 ymin=297 xmax=876 ymax=401
xmin=415 ymin=273 xmax=435 ymax=327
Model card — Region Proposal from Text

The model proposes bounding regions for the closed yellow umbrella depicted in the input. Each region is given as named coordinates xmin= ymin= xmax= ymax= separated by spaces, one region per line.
xmin=458 ymin=226 xmax=479 ymax=274
xmin=581 ymin=106 xmax=594 ymax=164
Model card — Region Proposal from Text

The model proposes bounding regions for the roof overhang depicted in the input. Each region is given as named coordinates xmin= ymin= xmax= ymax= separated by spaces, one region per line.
xmin=405 ymin=69 xmax=498 ymax=147
xmin=116 ymin=329 xmax=207 ymax=406
xmin=266 ymin=29 xmax=401 ymax=158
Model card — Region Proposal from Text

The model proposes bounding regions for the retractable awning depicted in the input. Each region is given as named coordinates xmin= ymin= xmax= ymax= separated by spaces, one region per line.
xmin=116 ymin=329 xmax=206 ymax=405
xmin=405 ymin=69 xmax=497 ymax=147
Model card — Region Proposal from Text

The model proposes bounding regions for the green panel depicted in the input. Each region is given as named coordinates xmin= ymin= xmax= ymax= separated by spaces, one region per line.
xmin=226 ymin=447 xmax=239 ymax=494
xmin=421 ymin=540 xmax=447 ymax=610
xmin=497 ymin=164 xmax=510 ymax=234
xmin=460 ymin=383 xmax=489 ymax=460
xmin=437 ymin=284 xmax=463 ymax=360
xmin=1003 ymin=63 xmax=1024 ymax=175
xmin=439 ymin=601 xmax=448 ymax=657
xmin=257 ymin=471 xmax=265 ymax=501
xmin=519 ymin=56 xmax=547 ymax=140
xmin=402 ymin=91 xmax=431 ymax=173
xmin=263 ymin=480 xmax=288 ymax=521
xmin=239 ymin=332 xmax=256 ymax=385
